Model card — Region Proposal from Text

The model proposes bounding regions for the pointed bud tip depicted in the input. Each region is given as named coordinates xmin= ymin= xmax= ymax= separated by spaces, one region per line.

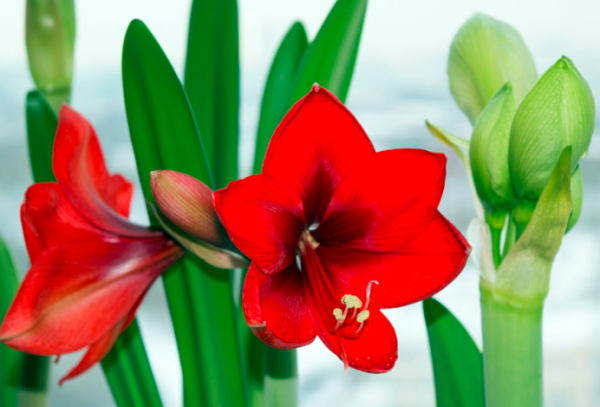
xmin=311 ymin=83 xmax=321 ymax=92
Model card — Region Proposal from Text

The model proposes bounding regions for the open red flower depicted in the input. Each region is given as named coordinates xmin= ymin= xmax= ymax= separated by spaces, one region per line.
xmin=214 ymin=85 xmax=470 ymax=372
xmin=0 ymin=106 xmax=184 ymax=384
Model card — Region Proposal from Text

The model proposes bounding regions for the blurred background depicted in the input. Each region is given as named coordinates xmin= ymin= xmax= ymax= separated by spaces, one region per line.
xmin=1 ymin=0 xmax=599 ymax=406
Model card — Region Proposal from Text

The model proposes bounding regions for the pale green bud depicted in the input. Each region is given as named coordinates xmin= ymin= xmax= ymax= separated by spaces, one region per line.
xmin=448 ymin=13 xmax=537 ymax=124
xmin=26 ymin=0 xmax=75 ymax=93
xmin=470 ymin=83 xmax=516 ymax=210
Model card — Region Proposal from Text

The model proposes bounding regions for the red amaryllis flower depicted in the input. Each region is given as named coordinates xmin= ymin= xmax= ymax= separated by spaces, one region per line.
xmin=214 ymin=85 xmax=470 ymax=373
xmin=0 ymin=106 xmax=184 ymax=384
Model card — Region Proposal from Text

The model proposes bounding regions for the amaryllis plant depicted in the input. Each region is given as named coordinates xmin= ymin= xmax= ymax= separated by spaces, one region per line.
xmin=0 ymin=1 xmax=594 ymax=407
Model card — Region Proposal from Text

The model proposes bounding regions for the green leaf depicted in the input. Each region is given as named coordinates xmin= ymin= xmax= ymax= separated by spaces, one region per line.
xmin=0 ymin=236 xmax=21 ymax=407
xmin=566 ymin=165 xmax=582 ymax=233
xmin=254 ymin=22 xmax=308 ymax=174
xmin=184 ymin=0 xmax=239 ymax=189
xmin=509 ymin=56 xmax=595 ymax=200
xmin=286 ymin=0 xmax=367 ymax=107
xmin=470 ymin=83 xmax=516 ymax=210
xmin=26 ymin=91 xmax=58 ymax=183
xmin=496 ymin=147 xmax=573 ymax=305
xmin=102 ymin=321 xmax=162 ymax=407
xmin=423 ymin=298 xmax=485 ymax=407
xmin=123 ymin=19 xmax=245 ymax=407
xmin=448 ymin=13 xmax=537 ymax=124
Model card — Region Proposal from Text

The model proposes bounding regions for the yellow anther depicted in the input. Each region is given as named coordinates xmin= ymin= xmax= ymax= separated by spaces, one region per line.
xmin=333 ymin=308 xmax=344 ymax=321
xmin=341 ymin=294 xmax=362 ymax=309
xmin=356 ymin=310 xmax=370 ymax=323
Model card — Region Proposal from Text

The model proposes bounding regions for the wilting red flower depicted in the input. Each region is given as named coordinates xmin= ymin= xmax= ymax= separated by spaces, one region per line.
xmin=0 ymin=106 xmax=184 ymax=384
xmin=213 ymin=85 xmax=470 ymax=372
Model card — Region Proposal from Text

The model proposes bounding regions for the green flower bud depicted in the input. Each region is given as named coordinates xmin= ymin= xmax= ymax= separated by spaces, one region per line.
xmin=509 ymin=56 xmax=595 ymax=201
xmin=470 ymin=83 xmax=516 ymax=210
xmin=26 ymin=0 xmax=75 ymax=94
xmin=448 ymin=13 xmax=537 ymax=124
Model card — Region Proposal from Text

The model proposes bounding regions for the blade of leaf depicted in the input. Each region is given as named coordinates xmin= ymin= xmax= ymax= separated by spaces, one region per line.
xmin=184 ymin=0 xmax=239 ymax=189
xmin=0 ymin=236 xmax=21 ymax=407
xmin=101 ymin=320 xmax=162 ymax=407
xmin=26 ymin=91 xmax=57 ymax=183
xmin=253 ymin=22 xmax=308 ymax=174
xmin=286 ymin=0 xmax=367 ymax=107
xmin=423 ymin=298 xmax=485 ymax=407
xmin=123 ymin=19 xmax=245 ymax=407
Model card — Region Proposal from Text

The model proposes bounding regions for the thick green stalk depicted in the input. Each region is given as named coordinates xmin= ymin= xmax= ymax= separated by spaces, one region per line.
xmin=17 ymin=355 xmax=50 ymax=407
xmin=237 ymin=310 xmax=265 ymax=407
xmin=480 ymin=287 xmax=543 ymax=407
xmin=264 ymin=348 xmax=297 ymax=407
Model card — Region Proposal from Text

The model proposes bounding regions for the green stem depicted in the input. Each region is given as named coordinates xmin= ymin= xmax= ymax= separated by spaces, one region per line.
xmin=239 ymin=312 xmax=266 ymax=407
xmin=502 ymin=214 xmax=517 ymax=258
xmin=484 ymin=208 xmax=505 ymax=269
xmin=489 ymin=227 xmax=502 ymax=269
xmin=264 ymin=349 xmax=297 ymax=407
xmin=17 ymin=355 xmax=50 ymax=407
xmin=480 ymin=289 xmax=543 ymax=407
xmin=101 ymin=320 xmax=162 ymax=407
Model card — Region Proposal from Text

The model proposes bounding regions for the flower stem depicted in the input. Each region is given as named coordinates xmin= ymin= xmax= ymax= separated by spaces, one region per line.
xmin=264 ymin=348 xmax=297 ymax=407
xmin=17 ymin=355 xmax=49 ymax=407
xmin=238 ymin=311 xmax=266 ymax=407
xmin=480 ymin=288 xmax=543 ymax=407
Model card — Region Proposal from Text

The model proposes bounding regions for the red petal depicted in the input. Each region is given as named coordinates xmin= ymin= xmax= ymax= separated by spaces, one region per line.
xmin=151 ymin=170 xmax=225 ymax=245
xmin=59 ymin=318 xmax=127 ymax=385
xmin=262 ymin=85 xmax=375 ymax=226
xmin=21 ymin=183 xmax=107 ymax=263
xmin=305 ymin=292 xmax=398 ymax=373
xmin=317 ymin=212 xmax=470 ymax=309
xmin=299 ymin=239 xmax=397 ymax=373
xmin=316 ymin=149 xmax=447 ymax=252
xmin=52 ymin=105 xmax=153 ymax=238
xmin=242 ymin=262 xmax=315 ymax=348
xmin=0 ymin=238 xmax=182 ymax=355
xmin=104 ymin=174 xmax=134 ymax=218
xmin=214 ymin=175 xmax=305 ymax=275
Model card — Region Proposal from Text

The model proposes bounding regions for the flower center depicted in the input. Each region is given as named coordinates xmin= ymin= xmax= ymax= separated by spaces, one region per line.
xmin=297 ymin=230 xmax=379 ymax=371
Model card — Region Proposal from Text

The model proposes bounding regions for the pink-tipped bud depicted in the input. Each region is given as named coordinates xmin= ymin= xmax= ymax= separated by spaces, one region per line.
xmin=150 ymin=170 xmax=225 ymax=246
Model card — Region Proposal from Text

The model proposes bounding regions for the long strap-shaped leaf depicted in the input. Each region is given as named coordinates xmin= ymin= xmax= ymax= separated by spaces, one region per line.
xmin=253 ymin=22 xmax=308 ymax=174
xmin=0 ymin=237 xmax=21 ymax=407
xmin=423 ymin=298 xmax=485 ymax=407
xmin=184 ymin=0 xmax=239 ymax=189
xmin=123 ymin=19 xmax=246 ymax=407
xmin=26 ymin=91 xmax=162 ymax=407
xmin=286 ymin=0 xmax=367 ymax=108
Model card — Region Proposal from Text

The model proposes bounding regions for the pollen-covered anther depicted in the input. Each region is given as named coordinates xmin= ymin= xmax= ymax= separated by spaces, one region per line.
xmin=356 ymin=310 xmax=370 ymax=323
xmin=341 ymin=294 xmax=362 ymax=309
xmin=333 ymin=308 xmax=344 ymax=322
